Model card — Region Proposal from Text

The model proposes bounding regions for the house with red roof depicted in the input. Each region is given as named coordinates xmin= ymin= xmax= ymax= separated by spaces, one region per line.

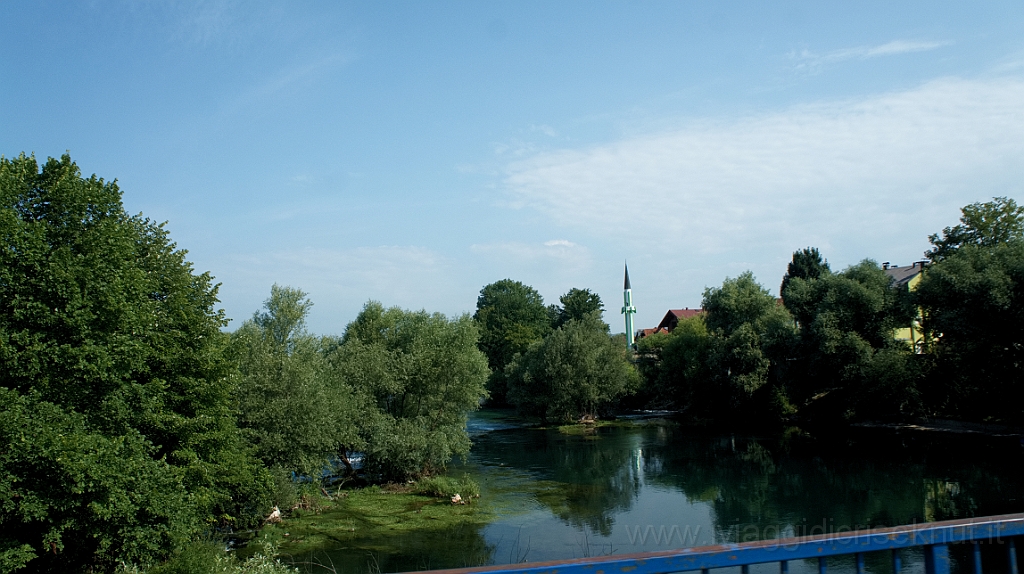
xmin=637 ymin=308 xmax=704 ymax=340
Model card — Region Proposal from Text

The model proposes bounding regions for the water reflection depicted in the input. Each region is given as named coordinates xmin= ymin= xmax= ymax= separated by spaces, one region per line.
xmin=292 ymin=412 xmax=1024 ymax=572
xmin=638 ymin=427 xmax=1023 ymax=543
xmin=464 ymin=417 xmax=1023 ymax=566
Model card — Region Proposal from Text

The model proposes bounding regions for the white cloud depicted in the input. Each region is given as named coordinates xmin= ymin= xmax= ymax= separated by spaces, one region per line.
xmin=471 ymin=240 xmax=590 ymax=267
xmin=793 ymin=40 xmax=949 ymax=72
xmin=544 ymin=239 xmax=577 ymax=247
xmin=504 ymin=76 xmax=1024 ymax=264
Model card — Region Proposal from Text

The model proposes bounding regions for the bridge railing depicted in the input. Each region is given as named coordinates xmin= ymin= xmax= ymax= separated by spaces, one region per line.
xmin=414 ymin=513 xmax=1024 ymax=574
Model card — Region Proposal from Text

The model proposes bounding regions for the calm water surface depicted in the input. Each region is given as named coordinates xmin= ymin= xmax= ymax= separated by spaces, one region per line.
xmin=295 ymin=410 xmax=1024 ymax=573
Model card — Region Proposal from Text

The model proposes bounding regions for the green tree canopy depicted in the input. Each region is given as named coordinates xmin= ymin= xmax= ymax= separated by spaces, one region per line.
xmin=0 ymin=154 xmax=270 ymax=572
xmin=506 ymin=314 xmax=637 ymax=424
xmin=915 ymin=241 xmax=1024 ymax=424
xmin=782 ymin=260 xmax=919 ymax=419
xmin=700 ymin=272 xmax=796 ymax=420
xmin=925 ymin=197 xmax=1024 ymax=261
xmin=230 ymin=286 xmax=363 ymax=476
xmin=780 ymin=247 xmax=831 ymax=299
xmin=473 ymin=279 xmax=551 ymax=403
xmin=633 ymin=312 xmax=713 ymax=411
xmin=335 ymin=302 xmax=490 ymax=481
xmin=550 ymin=287 xmax=606 ymax=329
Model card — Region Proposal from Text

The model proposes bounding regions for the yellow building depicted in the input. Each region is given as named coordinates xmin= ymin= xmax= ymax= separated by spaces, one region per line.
xmin=883 ymin=261 xmax=927 ymax=352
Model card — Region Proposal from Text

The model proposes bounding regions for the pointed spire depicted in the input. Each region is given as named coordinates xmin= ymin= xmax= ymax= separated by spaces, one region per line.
xmin=623 ymin=262 xmax=631 ymax=290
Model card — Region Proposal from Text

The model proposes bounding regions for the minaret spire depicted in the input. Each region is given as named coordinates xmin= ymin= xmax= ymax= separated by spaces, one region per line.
xmin=621 ymin=262 xmax=637 ymax=349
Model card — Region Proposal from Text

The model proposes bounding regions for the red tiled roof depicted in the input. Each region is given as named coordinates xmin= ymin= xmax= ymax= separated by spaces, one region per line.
xmin=654 ymin=308 xmax=704 ymax=332
xmin=668 ymin=308 xmax=703 ymax=320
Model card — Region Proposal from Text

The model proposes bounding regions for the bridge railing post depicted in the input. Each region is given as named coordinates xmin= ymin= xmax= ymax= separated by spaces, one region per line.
xmin=924 ymin=544 xmax=951 ymax=574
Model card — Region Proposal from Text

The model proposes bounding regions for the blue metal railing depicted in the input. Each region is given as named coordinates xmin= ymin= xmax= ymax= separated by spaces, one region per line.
xmin=415 ymin=513 xmax=1024 ymax=574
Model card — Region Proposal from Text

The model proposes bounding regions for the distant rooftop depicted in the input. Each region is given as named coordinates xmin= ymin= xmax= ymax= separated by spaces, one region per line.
xmin=882 ymin=260 xmax=928 ymax=287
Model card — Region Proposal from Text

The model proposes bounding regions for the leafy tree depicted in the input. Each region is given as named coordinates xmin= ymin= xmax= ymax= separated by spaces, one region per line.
xmin=335 ymin=302 xmax=490 ymax=481
xmin=782 ymin=261 xmax=919 ymax=420
xmin=925 ymin=197 xmax=1024 ymax=262
xmin=915 ymin=241 xmax=1024 ymax=424
xmin=0 ymin=154 xmax=270 ymax=572
xmin=252 ymin=284 xmax=314 ymax=350
xmin=505 ymin=314 xmax=637 ymax=424
xmin=230 ymin=286 xmax=363 ymax=476
xmin=550 ymin=288 xmax=605 ymax=329
xmin=636 ymin=315 xmax=711 ymax=409
xmin=0 ymin=389 xmax=193 ymax=572
xmin=700 ymin=272 xmax=796 ymax=421
xmin=473 ymin=279 xmax=551 ymax=404
xmin=780 ymin=247 xmax=831 ymax=296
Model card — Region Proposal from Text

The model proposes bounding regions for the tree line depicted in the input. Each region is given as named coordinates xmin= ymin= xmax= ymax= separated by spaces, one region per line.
xmin=472 ymin=198 xmax=1024 ymax=430
xmin=635 ymin=197 xmax=1024 ymax=427
xmin=473 ymin=281 xmax=637 ymax=423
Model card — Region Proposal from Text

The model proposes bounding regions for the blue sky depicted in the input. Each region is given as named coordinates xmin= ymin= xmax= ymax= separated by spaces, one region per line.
xmin=3 ymin=1 xmax=1023 ymax=335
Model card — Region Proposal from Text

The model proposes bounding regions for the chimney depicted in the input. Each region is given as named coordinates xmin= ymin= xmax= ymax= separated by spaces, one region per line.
xmin=882 ymin=262 xmax=890 ymax=270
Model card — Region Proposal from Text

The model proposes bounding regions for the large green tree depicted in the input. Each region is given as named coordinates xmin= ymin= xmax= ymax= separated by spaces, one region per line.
xmin=780 ymin=247 xmax=831 ymax=296
xmin=916 ymin=242 xmax=1024 ymax=424
xmin=335 ymin=302 xmax=490 ymax=481
xmin=782 ymin=259 xmax=919 ymax=420
xmin=473 ymin=279 xmax=551 ymax=404
xmin=914 ymin=197 xmax=1024 ymax=424
xmin=505 ymin=314 xmax=637 ymax=424
xmin=549 ymin=287 xmax=605 ymax=330
xmin=700 ymin=272 xmax=797 ymax=422
xmin=230 ymin=285 xmax=363 ymax=477
xmin=925 ymin=197 xmax=1024 ymax=262
xmin=636 ymin=314 xmax=712 ymax=409
xmin=0 ymin=154 xmax=270 ymax=572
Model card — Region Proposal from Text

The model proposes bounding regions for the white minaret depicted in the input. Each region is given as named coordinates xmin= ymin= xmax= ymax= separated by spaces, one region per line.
xmin=621 ymin=263 xmax=637 ymax=349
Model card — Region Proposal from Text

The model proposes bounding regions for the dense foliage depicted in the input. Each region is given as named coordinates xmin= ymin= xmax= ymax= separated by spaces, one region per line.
xmin=230 ymin=286 xmax=363 ymax=477
xmin=0 ymin=154 xmax=271 ymax=572
xmin=639 ymin=197 xmax=1024 ymax=428
xmin=0 ymin=155 xmax=490 ymax=572
xmin=473 ymin=279 xmax=551 ymax=404
xmin=915 ymin=241 xmax=1024 ymax=423
xmin=549 ymin=287 xmax=605 ymax=329
xmin=700 ymin=272 xmax=797 ymax=422
xmin=782 ymin=260 xmax=920 ymax=420
xmin=925 ymin=197 xmax=1024 ymax=261
xmin=335 ymin=302 xmax=490 ymax=481
xmin=506 ymin=314 xmax=636 ymax=423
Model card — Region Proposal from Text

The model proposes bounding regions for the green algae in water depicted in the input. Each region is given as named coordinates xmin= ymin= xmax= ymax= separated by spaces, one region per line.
xmin=262 ymin=487 xmax=496 ymax=573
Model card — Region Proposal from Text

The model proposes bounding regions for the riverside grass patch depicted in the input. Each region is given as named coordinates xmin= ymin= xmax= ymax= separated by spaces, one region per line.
xmin=249 ymin=484 xmax=493 ymax=558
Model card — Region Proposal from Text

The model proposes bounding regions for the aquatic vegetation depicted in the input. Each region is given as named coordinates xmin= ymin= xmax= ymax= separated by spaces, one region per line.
xmin=253 ymin=485 xmax=494 ymax=562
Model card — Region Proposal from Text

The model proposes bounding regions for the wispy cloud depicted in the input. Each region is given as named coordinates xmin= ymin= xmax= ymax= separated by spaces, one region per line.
xmin=504 ymin=76 xmax=1024 ymax=265
xmin=221 ymin=245 xmax=457 ymax=333
xmin=471 ymin=239 xmax=590 ymax=266
xmin=793 ymin=40 xmax=949 ymax=72
xmin=530 ymin=124 xmax=559 ymax=138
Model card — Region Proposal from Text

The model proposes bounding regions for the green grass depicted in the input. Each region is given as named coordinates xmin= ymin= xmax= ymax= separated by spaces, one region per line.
xmin=414 ymin=474 xmax=480 ymax=499
xmin=250 ymin=482 xmax=493 ymax=558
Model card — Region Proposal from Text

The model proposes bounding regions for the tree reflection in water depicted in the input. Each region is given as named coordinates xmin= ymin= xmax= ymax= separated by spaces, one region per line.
xmin=292 ymin=415 xmax=1024 ymax=572
xmin=470 ymin=419 xmax=1024 ymax=547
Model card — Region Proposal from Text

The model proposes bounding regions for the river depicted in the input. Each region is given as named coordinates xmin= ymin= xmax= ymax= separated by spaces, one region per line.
xmin=290 ymin=410 xmax=1024 ymax=574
